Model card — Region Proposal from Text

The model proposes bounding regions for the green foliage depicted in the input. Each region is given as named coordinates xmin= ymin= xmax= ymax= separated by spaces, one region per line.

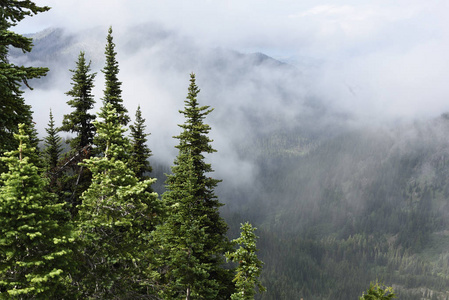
xmin=0 ymin=0 xmax=49 ymax=171
xmin=226 ymin=223 xmax=266 ymax=300
xmin=0 ymin=124 xmax=74 ymax=298
xmin=101 ymin=26 xmax=129 ymax=126
xmin=93 ymin=102 xmax=129 ymax=159
xmin=43 ymin=109 xmax=63 ymax=171
xmin=154 ymin=73 xmax=232 ymax=299
xmin=58 ymin=51 xmax=97 ymax=212
xmin=60 ymin=51 xmax=96 ymax=151
xmin=77 ymin=103 xmax=161 ymax=298
xmin=94 ymin=27 xmax=129 ymax=156
xmin=129 ymin=105 xmax=153 ymax=180
xmin=359 ymin=283 xmax=396 ymax=300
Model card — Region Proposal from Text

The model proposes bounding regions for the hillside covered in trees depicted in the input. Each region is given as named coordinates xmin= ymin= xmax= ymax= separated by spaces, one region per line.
xmin=3 ymin=1 xmax=449 ymax=300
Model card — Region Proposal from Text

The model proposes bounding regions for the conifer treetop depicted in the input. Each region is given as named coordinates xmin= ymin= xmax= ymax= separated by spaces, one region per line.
xmin=101 ymin=26 xmax=129 ymax=125
xmin=172 ymin=73 xmax=219 ymax=188
xmin=60 ymin=51 xmax=96 ymax=151
xmin=176 ymin=73 xmax=216 ymax=154
xmin=43 ymin=109 xmax=63 ymax=170
xmin=226 ymin=222 xmax=266 ymax=300
xmin=129 ymin=105 xmax=153 ymax=179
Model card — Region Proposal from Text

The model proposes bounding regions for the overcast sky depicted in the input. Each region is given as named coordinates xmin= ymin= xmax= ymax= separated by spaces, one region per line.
xmin=15 ymin=0 xmax=449 ymax=120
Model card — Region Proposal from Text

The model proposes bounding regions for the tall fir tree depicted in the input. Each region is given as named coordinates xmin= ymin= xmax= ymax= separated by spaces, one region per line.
xmin=154 ymin=73 xmax=233 ymax=299
xmin=0 ymin=1 xmax=50 ymax=172
xmin=129 ymin=105 xmax=152 ymax=180
xmin=77 ymin=103 xmax=161 ymax=298
xmin=101 ymin=26 xmax=129 ymax=126
xmin=59 ymin=51 xmax=96 ymax=211
xmin=60 ymin=51 xmax=96 ymax=151
xmin=225 ymin=222 xmax=266 ymax=300
xmin=0 ymin=124 xmax=74 ymax=298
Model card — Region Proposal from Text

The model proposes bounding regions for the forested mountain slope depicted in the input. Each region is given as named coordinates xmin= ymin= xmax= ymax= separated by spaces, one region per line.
xmin=13 ymin=26 xmax=449 ymax=299
xmin=239 ymin=116 xmax=449 ymax=299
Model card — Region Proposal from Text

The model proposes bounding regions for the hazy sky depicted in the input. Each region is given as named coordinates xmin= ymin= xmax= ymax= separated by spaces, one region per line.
xmin=16 ymin=0 xmax=449 ymax=121
xmin=9 ymin=0 xmax=449 ymax=192
xmin=16 ymin=1 xmax=449 ymax=55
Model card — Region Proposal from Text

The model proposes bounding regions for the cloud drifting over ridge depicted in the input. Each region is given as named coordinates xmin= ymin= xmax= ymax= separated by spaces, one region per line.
xmin=15 ymin=0 xmax=449 ymax=121
xmin=17 ymin=1 xmax=446 ymax=52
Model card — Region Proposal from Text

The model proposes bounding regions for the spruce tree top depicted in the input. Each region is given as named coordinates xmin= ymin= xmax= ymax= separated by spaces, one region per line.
xmin=173 ymin=73 xmax=218 ymax=184
xmin=226 ymin=222 xmax=266 ymax=300
xmin=43 ymin=109 xmax=63 ymax=170
xmin=60 ymin=51 xmax=96 ymax=151
xmin=129 ymin=105 xmax=153 ymax=179
xmin=101 ymin=26 xmax=129 ymax=126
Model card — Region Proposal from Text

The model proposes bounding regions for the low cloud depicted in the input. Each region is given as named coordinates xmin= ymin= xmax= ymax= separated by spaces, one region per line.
xmin=11 ymin=1 xmax=449 ymax=201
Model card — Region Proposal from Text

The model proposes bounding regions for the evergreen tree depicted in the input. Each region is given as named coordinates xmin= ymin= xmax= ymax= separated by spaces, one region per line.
xmin=59 ymin=51 xmax=96 ymax=211
xmin=77 ymin=103 xmax=161 ymax=298
xmin=60 ymin=51 xmax=96 ymax=151
xmin=0 ymin=1 xmax=49 ymax=172
xmin=25 ymin=119 xmax=43 ymax=171
xmin=94 ymin=27 xmax=129 ymax=156
xmin=226 ymin=223 xmax=266 ymax=300
xmin=154 ymin=73 xmax=232 ymax=299
xmin=102 ymin=26 xmax=129 ymax=126
xmin=42 ymin=109 xmax=64 ymax=196
xmin=0 ymin=124 xmax=74 ymax=298
xmin=43 ymin=109 xmax=63 ymax=171
xmin=129 ymin=105 xmax=152 ymax=180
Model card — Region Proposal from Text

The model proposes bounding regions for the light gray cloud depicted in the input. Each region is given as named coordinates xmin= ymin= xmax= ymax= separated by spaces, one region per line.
xmin=16 ymin=0 xmax=449 ymax=122
xmin=10 ymin=0 xmax=449 ymax=208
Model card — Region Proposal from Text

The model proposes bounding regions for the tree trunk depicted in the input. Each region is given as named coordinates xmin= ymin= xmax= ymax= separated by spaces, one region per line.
xmin=186 ymin=286 xmax=191 ymax=300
